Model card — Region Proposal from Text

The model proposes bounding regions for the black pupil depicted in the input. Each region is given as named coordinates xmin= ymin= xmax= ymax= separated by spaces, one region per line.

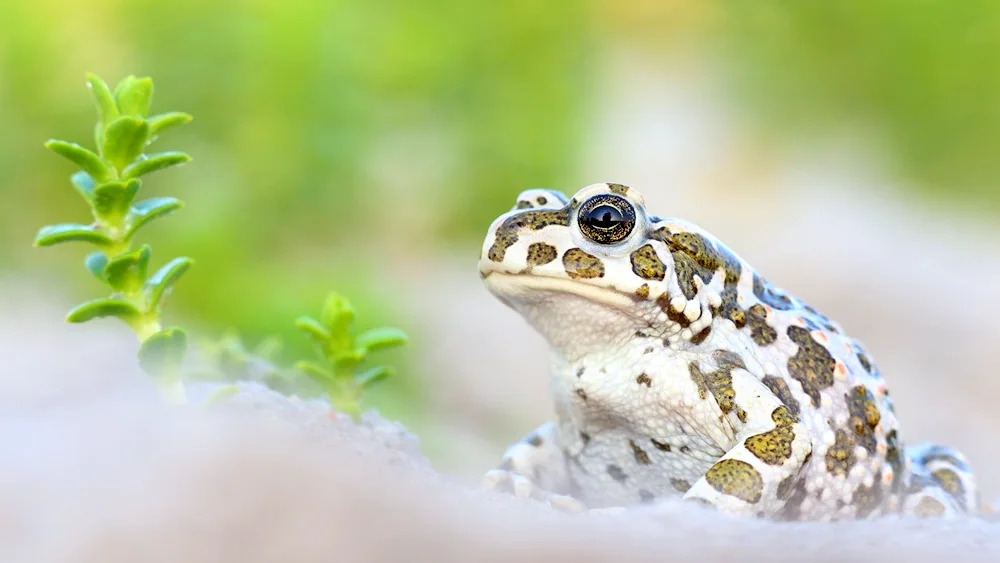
xmin=581 ymin=205 xmax=624 ymax=230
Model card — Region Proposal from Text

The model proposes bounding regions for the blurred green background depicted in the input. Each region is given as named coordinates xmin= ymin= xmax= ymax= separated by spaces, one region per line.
xmin=2 ymin=0 xmax=998 ymax=461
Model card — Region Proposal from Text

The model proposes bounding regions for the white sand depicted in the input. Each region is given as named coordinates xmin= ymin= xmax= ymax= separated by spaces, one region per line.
xmin=1 ymin=286 xmax=998 ymax=563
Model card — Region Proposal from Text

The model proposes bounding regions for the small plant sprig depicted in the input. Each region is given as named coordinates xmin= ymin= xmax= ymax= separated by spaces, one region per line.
xmin=195 ymin=296 xmax=409 ymax=419
xmin=34 ymin=74 xmax=193 ymax=403
xmin=294 ymin=293 xmax=408 ymax=421
xmin=35 ymin=73 xmax=409 ymax=417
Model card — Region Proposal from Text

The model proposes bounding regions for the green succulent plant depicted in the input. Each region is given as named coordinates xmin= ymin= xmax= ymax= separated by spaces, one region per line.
xmin=293 ymin=292 xmax=408 ymax=420
xmin=35 ymin=73 xmax=193 ymax=403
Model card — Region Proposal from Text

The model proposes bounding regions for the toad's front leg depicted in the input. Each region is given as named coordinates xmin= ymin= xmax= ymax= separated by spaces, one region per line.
xmin=682 ymin=375 xmax=814 ymax=517
xmin=481 ymin=422 xmax=586 ymax=512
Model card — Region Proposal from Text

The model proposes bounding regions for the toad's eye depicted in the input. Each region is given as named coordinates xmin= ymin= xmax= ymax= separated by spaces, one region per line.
xmin=578 ymin=195 xmax=636 ymax=244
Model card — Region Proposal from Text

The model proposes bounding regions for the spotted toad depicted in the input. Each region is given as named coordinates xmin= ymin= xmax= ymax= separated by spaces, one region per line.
xmin=478 ymin=182 xmax=979 ymax=520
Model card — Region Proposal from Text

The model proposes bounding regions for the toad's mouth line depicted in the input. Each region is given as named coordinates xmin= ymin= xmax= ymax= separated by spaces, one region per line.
xmin=480 ymin=270 xmax=641 ymax=314
xmin=480 ymin=270 xmax=701 ymax=347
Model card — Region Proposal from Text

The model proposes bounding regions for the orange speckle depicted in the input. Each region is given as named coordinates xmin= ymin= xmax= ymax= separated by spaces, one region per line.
xmin=328 ymin=412 xmax=338 ymax=421
xmin=884 ymin=472 xmax=894 ymax=484
xmin=835 ymin=362 xmax=847 ymax=377
xmin=815 ymin=332 xmax=828 ymax=343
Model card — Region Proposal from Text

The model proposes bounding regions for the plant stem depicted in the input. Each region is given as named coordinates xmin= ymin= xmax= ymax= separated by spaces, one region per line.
xmin=134 ymin=318 xmax=162 ymax=341
xmin=106 ymin=240 xmax=130 ymax=257
xmin=155 ymin=375 xmax=187 ymax=405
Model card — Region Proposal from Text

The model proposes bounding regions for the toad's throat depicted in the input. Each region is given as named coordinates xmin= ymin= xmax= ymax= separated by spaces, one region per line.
xmin=482 ymin=271 xmax=672 ymax=359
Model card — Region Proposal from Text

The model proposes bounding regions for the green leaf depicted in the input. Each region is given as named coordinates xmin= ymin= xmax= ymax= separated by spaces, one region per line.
xmin=321 ymin=293 xmax=355 ymax=333
xmin=66 ymin=297 xmax=141 ymax=324
xmin=295 ymin=360 xmax=332 ymax=384
xmin=355 ymin=327 xmax=408 ymax=353
xmin=34 ymin=224 xmax=112 ymax=247
xmin=138 ymin=327 xmax=188 ymax=377
xmin=84 ymin=251 xmax=108 ymax=281
xmin=202 ymin=330 xmax=251 ymax=379
xmin=122 ymin=151 xmax=191 ymax=180
xmin=112 ymin=75 xmax=137 ymax=100
xmin=71 ymin=171 xmax=96 ymax=203
xmin=93 ymin=122 xmax=105 ymax=154
xmin=355 ymin=366 xmax=393 ymax=388
xmin=147 ymin=112 xmax=193 ymax=137
xmin=144 ymin=257 xmax=193 ymax=312
xmin=45 ymin=140 xmax=109 ymax=182
xmin=253 ymin=335 xmax=283 ymax=361
xmin=102 ymin=116 xmax=150 ymax=172
xmin=86 ymin=74 xmax=119 ymax=128
xmin=105 ymin=245 xmax=152 ymax=294
xmin=111 ymin=76 xmax=134 ymax=103
xmin=124 ymin=197 xmax=183 ymax=240
xmin=115 ymin=76 xmax=153 ymax=117
xmin=294 ymin=316 xmax=330 ymax=344
xmin=92 ymin=179 xmax=140 ymax=226
xmin=332 ymin=349 xmax=365 ymax=370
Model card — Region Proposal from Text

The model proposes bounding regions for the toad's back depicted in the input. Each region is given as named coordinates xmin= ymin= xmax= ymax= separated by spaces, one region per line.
xmin=478 ymin=182 xmax=979 ymax=520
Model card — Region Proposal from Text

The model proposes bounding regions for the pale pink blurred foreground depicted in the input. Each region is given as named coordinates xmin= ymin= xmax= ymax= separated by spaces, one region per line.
xmin=1 ymin=288 xmax=999 ymax=563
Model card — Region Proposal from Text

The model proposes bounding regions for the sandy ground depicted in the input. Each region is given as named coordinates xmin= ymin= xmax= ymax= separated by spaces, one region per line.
xmin=2 ymin=287 xmax=1000 ymax=563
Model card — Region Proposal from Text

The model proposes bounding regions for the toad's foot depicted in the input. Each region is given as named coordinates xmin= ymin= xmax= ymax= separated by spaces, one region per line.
xmin=901 ymin=443 xmax=979 ymax=518
xmin=482 ymin=468 xmax=588 ymax=513
xmin=481 ymin=422 xmax=584 ymax=513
